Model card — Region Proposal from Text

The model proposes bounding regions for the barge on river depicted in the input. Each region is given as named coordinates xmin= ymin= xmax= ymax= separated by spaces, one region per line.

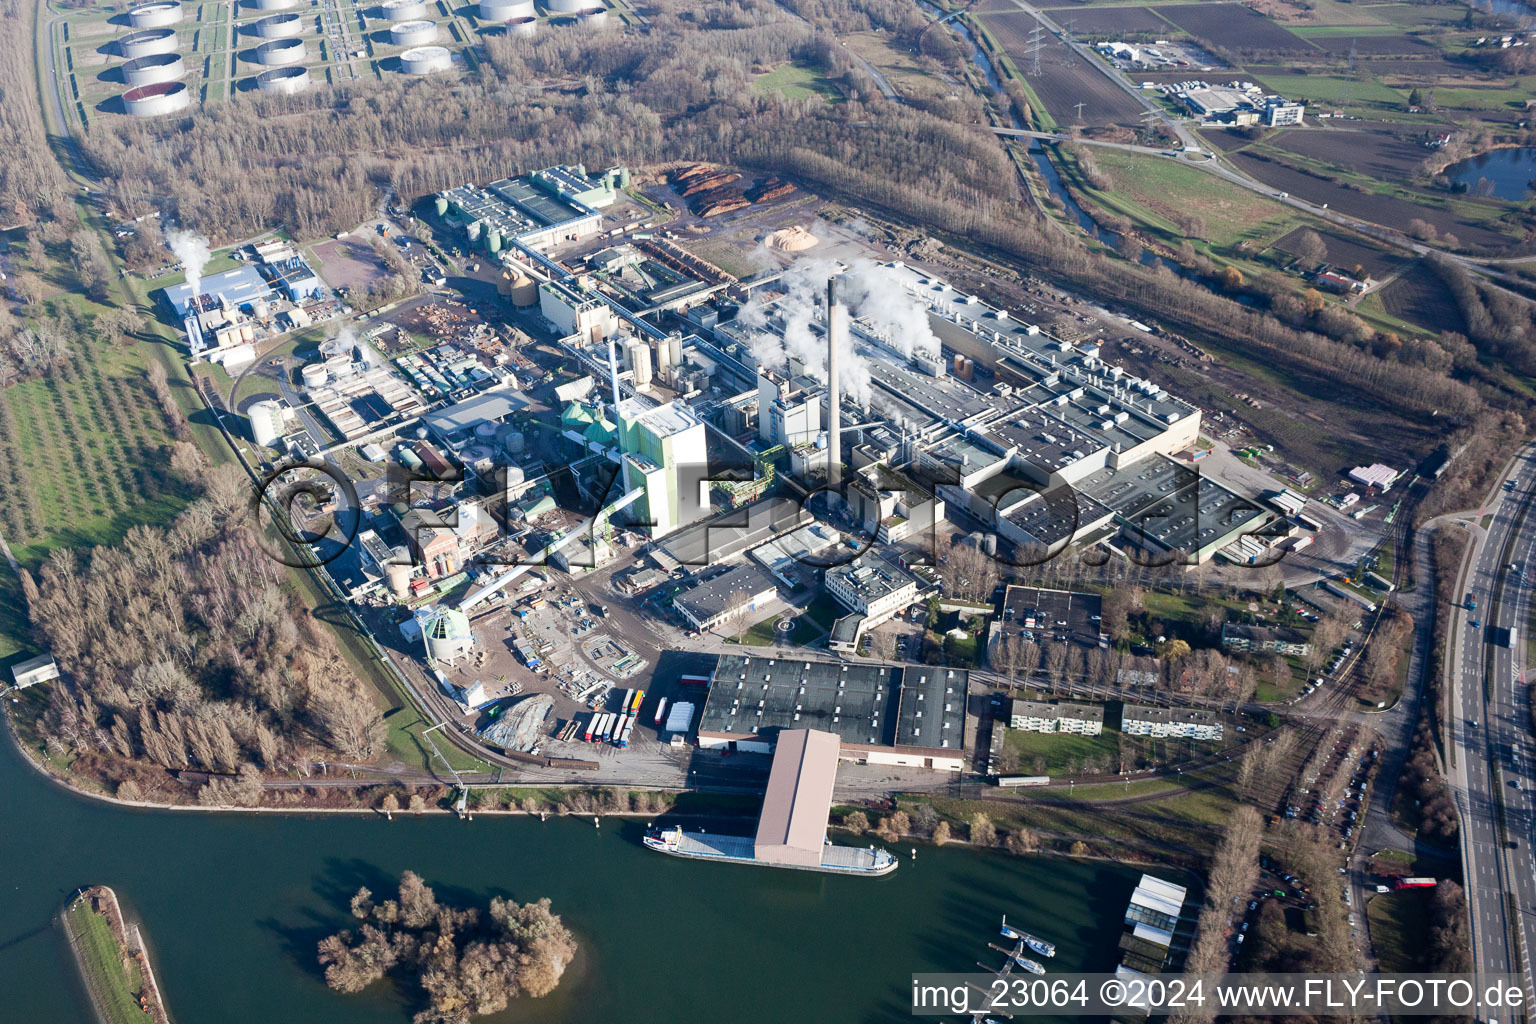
xmin=643 ymin=727 xmax=898 ymax=877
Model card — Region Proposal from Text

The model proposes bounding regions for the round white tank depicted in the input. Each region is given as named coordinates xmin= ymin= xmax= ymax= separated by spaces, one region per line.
xmin=577 ymin=7 xmax=608 ymax=27
xmin=301 ymin=362 xmax=329 ymax=389
xmin=128 ymin=2 xmax=183 ymax=28
xmin=252 ymin=12 xmax=304 ymax=37
xmin=389 ymin=19 xmax=437 ymax=46
xmin=254 ymin=37 xmax=306 ymax=64
xmin=398 ymin=45 xmax=451 ymax=74
xmin=118 ymin=28 xmax=179 ymax=58
xmin=423 ymin=607 xmax=474 ymax=664
xmin=507 ymin=14 xmax=537 ymax=36
xmin=254 ymin=65 xmax=311 ymax=94
xmin=380 ymin=0 xmax=428 ymax=20
xmin=506 ymin=430 xmax=525 ymax=453
xmin=121 ymin=52 xmax=185 ymax=87
xmin=246 ymin=0 xmax=299 ymax=10
xmin=475 ymin=422 xmax=500 ymax=439
xmin=504 ymin=464 xmax=526 ymax=487
xmin=253 ymin=298 xmax=271 ymax=319
xmin=545 ymin=0 xmax=601 ymax=12
xmin=324 ymin=353 xmax=352 ymax=378
xmin=249 ymin=399 xmax=285 ymax=446
xmin=478 ymin=0 xmax=534 ymax=19
xmin=122 ymin=80 xmax=190 ymax=117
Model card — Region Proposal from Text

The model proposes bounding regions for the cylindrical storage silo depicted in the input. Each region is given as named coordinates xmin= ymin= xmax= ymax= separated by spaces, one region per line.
xmin=256 ymin=64 xmax=310 ymax=94
xmin=121 ymin=52 xmax=185 ymax=87
xmin=507 ymin=14 xmax=536 ymax=36
xmin=434 ymin=196 xmax=449 ymax=217
xmin=301 ymin=362 xmax=329 ymax=389
xmin=118 ymin=28 xmax=179 ymax=58
xmin=389 ymin=19 xmax=437 ymax=46
xmin=252 ymin=12 xmax=304 ymax=37
xmin=254 ymin=37 xmax=306 ymax=64
xmin=380 ymin=0 xmax=428 ymax=20
xmin=398 ymin=44 xmax=451 ymax=74
xmin=122 ymin=81 xmax=190 ymax=116
xmin=246 ymin=0 xmax=299 ymax=11
xmin=545 ymin=0 xmax=601 ymax=12
xmin=128 ymin=2 xmax=183 ymax=28
xmin=578 ymin=7 xmax=608 ymax=27
xmin=484 ymin=228 xmax=501 ymax=253
xmin=248 ymin=400 xmax=285 ymax=446
xmin=478 ymin=0 xmax=534 ymax=20
xmin=385 ymin=562 xmax=413 ymax=601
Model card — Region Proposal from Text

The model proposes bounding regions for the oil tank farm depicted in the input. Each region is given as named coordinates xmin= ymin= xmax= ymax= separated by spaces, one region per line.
xmin=122 ymin=80 xmax=191 ymax=117
xmin=118 ymin=28 xmax=179 ymax=58
xmin=389 ymin=19 xmax=437 ymax=46
xmin=380 ymin=0 xmax=428 ymax=21
xmin=478 ymin=0 xmax=534 ymax=20
xmin=399 ymin=44 xmax=451 ymax=74
xmin=127 ymin=2 xmax=183 ymax=28
xmin=507 ymin=15 xmax=537 ymax=36
xmin=254 ymin=37 xmax=306 ymax=64
xmin=121 ymin=52 xmax=186 ymax=87
xmin=545 ymin=0 xmax=602 ymax=12
xmin=252 ymin=12 xmax=304 ymax=37
xmin=255 ymin=65 xmax=311 ymax=94
xmin=246 ymin=0 xmax=299 ymax=10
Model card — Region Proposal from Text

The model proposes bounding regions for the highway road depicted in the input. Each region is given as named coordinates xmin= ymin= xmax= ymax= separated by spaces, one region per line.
xmin=1449 ymin=443 xmax=1536 ymax=1004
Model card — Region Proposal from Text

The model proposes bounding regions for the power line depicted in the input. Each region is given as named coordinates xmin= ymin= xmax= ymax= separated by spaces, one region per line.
xmin=1028 ymin=19 xmax=1044 ymax=76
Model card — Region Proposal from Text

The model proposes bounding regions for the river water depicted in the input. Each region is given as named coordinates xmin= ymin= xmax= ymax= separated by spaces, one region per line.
xmin=1446 ymin=147 xmax=1536 ymax=202
xmin=0 ymin=730 xmax=1145 ymax=1024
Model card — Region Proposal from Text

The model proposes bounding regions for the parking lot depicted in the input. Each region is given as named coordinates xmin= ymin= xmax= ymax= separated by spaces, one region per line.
xmin=996 ymin=585 xmax=1104 ymax=651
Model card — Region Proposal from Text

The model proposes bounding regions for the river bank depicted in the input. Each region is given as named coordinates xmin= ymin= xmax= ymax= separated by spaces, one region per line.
xmin=61 ymin=886 xmax=171 ymax=1024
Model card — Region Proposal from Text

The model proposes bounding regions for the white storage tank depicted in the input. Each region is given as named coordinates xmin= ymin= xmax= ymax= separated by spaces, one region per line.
xmin=246 ymin=0 xmax=299 ymax=10
xmin=128 ymin=2 xmax=183 ymax=28
xmin=422 ymin=607 xmax=475 ymax=665
xmin=379 ymin=0 xmax=428 ymax=20
xmin=118 ymin=28 xmax=179 ymax=58
xmin=577 ymin=6 xmax=608 ymax=27
xmin=254 ymin=64 xmax=312 ymax=94
xmin=507 ymin=14 xmax=537 ymax=36
xmin=122 ymin=80 xmax=190 ymax=117
xmin=545 ymin=0 xmax=601 ymax=12
xmin=389 ymin=19 xmax=437 ymax=46
xmin=398 ymin=45 xmax=451 ymax=74
xmin=385 ymin=562 xmax=414 ymax=601
xmin=248 ymin=399 xmax=286 ymax=446
xmin=324 ymin=353 xmax=353 ymax=378
xmin=301 ymin=362 xmax=329 ymax=389
xmin=478 ymin=0 xmax=534 ymax=19
xmin=254 ymin=37 xmax=306 ymax=64
xmin=121 ymin=52 xmax=185 ymax=87
xmin=252 ymin=12 xmax=304 ymax=37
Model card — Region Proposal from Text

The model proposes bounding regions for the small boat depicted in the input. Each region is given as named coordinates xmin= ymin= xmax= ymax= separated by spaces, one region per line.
xmin=1012 ymin=953 xmax=1046 ymax=975
xmin=987 ymin=941 xmax=1046 ymax=974
xmin=1000 ymin=915 xmax=1056 ymax=957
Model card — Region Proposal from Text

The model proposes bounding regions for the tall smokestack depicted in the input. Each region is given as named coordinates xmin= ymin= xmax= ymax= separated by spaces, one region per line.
xmin=825 ymin=276 xmax=844 ymax=492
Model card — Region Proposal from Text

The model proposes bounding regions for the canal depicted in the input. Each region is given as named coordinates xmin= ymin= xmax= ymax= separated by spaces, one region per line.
xmin=0 ymin=729 xmax=1146 ymax=1024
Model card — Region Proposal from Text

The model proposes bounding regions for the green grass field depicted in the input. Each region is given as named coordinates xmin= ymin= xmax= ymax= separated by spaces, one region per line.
xmin=1004 ymin=725 xmax=1121 ymax=775
xmin=751 ymin=61 xmax=843 ymax=103
xmin=64 ymin=900 xmax=147 ymax=1024
xmin=1065 ymin=148 xmax=1306 ymax=252
xmin=1365 ymin=889 xmax=1433 ymax=972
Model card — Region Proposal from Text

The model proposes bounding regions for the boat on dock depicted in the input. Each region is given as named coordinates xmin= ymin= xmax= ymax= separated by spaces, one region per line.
xmin=643 ymin=826 xmax=898 ymax=877
xmin=988 ymin=941 xmax=1045 ymax=974
xmin=1000 ymin=915 xmax=1056 ymax=957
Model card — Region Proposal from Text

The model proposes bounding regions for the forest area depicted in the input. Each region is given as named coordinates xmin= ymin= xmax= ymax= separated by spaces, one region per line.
xmin=16 ymin=471 xmax=386 ymax=800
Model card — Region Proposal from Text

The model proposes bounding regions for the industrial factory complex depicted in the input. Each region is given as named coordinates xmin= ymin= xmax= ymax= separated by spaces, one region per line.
xmin=155 ymin=158 xmax=1311 ymax=779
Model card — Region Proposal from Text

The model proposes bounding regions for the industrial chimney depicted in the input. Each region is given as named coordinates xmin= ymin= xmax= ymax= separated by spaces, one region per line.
xmin=825 ymin=276 xmax=844 ymax=492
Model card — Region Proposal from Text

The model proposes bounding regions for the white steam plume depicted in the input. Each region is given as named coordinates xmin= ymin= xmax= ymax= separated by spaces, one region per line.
xmin=168 ymin=230 xmax=212 ymax=297
xmin=840 ymin=259 xmax=940 ymax=359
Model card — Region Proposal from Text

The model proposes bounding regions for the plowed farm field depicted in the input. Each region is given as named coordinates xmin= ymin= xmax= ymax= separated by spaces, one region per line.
xmin=980 ymin=11 xmax=1149 ymax=126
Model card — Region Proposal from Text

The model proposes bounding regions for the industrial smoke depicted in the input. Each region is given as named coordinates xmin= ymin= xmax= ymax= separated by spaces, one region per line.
xmin=168 ymin=230 xmax=211 ymax=296
xmin=740 ymin=257 xmax=940 ymax=407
